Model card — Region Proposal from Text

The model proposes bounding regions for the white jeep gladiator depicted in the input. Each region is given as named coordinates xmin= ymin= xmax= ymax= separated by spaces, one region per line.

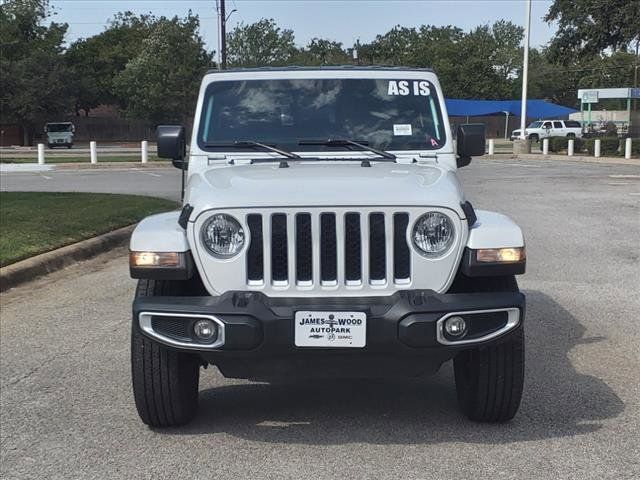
xmin=129 ymin=67 xmax=526 ymax=427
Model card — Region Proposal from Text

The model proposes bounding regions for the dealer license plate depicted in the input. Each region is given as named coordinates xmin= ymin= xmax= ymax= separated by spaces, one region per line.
xmin=294 ymin=311 xmax=366 ymax=348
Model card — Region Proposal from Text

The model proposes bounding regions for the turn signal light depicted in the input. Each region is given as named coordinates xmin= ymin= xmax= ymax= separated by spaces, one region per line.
xmin=129 ymin=251 xmax=182 ymax=268
xmin=476 ymin=247 xmax=526 ymax=263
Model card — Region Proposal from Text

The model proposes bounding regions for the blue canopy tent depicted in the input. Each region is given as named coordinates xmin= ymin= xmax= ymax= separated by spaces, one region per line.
xmin=445 ymin=99 xmax=577 ymax=139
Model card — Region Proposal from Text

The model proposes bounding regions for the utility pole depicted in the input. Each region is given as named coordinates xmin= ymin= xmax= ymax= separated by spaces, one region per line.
xmin=220 ymin=0 xmax=227 ymax=69
xmin=634 ymin=38 xmax=638 ymax=112
xmin=215 ymin=0 xmax=235 ymax=70
xmin=352 ymin=39 xmax=360 ymax=65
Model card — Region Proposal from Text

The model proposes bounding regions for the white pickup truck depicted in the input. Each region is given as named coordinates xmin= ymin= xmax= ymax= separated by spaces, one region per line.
xmin=128 ymin=67 xmax=527 ymax=427
xmin=511 ymin=119 xmax=582 ymax=141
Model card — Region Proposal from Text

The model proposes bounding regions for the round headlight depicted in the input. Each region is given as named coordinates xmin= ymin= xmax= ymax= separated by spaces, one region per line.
xmin=412 ymin=212 xmax=455 ymax=257
xmin=201 ymin=214 xmax=245 ymax=258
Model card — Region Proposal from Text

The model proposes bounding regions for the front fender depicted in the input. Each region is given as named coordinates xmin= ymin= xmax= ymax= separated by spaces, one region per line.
xmin=130 ymin=211 xmax=190 ymax=252
xmin=466 ymin=210 xmax=524 ymax=249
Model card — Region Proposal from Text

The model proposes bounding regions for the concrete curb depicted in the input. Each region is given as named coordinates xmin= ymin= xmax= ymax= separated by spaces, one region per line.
xmin=0 ymin=225 xmax=134 ymax=292
xmin=0 ymin=161 xmax=172 ymax=169
xmin=486 ymin=153 xmax=639 ymax=166
xmin=55 ymin=161 xmax=172 ymax=170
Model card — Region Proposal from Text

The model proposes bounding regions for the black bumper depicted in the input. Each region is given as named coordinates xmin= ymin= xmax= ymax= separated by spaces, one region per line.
xmin=133 ymin=290 xmax=525 ymax=379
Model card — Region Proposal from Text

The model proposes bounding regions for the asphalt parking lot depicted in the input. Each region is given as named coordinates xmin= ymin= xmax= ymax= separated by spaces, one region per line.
xmin=1 ymin=158 xmax=639 ymax=479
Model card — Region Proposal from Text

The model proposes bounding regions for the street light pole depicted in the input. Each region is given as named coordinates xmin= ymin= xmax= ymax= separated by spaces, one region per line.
xmin=519 ymin=0 xmax=532 ymax=140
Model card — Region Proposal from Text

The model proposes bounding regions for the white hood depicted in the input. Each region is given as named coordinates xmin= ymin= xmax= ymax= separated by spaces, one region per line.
xmin=185 ymin=161 xmax=467 ymax=221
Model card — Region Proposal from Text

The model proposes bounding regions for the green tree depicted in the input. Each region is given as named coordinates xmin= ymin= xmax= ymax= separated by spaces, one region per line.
xmin=294 ymin=38 xmax=349 ymax=65
xmin=491 ymin=20 xmax=525 ymax=80
xmin=226 ymin=19 xmax=297 ymax=67
xmin=526 ymin=48 xmax=579 ymax=105
xmin=545 ymin=0 xmax=640 ymax=60
xmin=113 ymin=14 xmax=213 ymax=123
xmin=0 ymin=0 xmax=70 ymax=144
xmin=359 ymin=21 xmax=523 ymax=99
xmin=526 ymin=49 xmax=636 ymax=108
xmin=64 ymin=12 xmax=155 ymax=115
xmin=360 ymin=25 xmax=421 ymax=65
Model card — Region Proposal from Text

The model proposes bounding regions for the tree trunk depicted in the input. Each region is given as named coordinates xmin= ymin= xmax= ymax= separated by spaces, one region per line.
xmin=22 ymin=124 xmax=32 ymax=146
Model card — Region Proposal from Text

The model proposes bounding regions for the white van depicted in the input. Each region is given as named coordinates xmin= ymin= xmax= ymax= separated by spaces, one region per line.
xmin=45 ymin=122 xmax=75 ymax=148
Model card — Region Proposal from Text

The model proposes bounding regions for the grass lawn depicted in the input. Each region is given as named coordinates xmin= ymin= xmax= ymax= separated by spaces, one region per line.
xmin=0 ymin=192 xmax=178 ymax=267
xmin=0 ymin=155 xmax=162 ymax=164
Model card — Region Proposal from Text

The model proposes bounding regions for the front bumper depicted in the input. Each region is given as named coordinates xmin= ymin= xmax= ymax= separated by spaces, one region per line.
xmin=133 ymin=290 xmax=525 ymax=379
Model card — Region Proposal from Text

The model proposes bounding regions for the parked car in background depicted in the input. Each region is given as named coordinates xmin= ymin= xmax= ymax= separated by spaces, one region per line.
xmin=44 ymin=122 xmax=74 ymax=148
xmin=510 ymin=120 xmax=582 ymax=142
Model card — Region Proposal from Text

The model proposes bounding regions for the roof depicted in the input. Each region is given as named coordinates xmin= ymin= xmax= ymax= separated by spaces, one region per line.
xmin=445 ymin=99 xmax=577 ymax=118
xmin=206 ymin=65 xmax=435 ymax=74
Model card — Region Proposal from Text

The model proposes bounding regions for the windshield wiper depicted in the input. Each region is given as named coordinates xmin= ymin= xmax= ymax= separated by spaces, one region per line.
xmin=204 ymin=140 xmax=301 ymax=159
xmin=298 ymin=138 xmax=396 ymax=161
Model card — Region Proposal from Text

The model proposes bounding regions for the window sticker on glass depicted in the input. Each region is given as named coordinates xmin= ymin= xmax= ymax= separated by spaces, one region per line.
xmin=393 ymin=124 xmax=413 ymax=136
xmin=388 ymin=80 xmax=431 ymax=96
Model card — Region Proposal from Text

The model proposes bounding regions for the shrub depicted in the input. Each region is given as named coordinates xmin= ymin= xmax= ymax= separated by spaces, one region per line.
xmin=549 ymin=137 xmax=568 ymax=152
xmin=584 ymin=137 xmax=619 ymax=156
xmin=540 ymin=137 xmax=584 ymax=153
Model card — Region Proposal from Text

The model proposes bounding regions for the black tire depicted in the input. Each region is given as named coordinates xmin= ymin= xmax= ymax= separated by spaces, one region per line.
xmin=528 ymin=134 xmax=539 ymax=142
xmin=566 ymin=133 xmax=575 ymax=139
xmin=453 ymin=275 xmax=524 ymax=422
xmin=131 ymin=279 xmax=200 ymax=428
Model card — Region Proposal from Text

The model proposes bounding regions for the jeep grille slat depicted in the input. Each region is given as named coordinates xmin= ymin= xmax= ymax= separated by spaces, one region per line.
xmin=344 ymin=213 xmax=362 ymax=283
xmin=234 ymin=208 xmax=425 ymax=292
xmin=246 ymin=214 xmax=264 ymax=282
xmin=320 ymin=213 xmax=337 ymax=283
xmin=295 ymin=213 xmax=312 ymax=283
xmin=271 ymin=214 xmax=288 ymax=283
xmin=369 ymin=213 xmax=386 ymax=281
xmin=393 ymin=213 xmax=411 ymax=281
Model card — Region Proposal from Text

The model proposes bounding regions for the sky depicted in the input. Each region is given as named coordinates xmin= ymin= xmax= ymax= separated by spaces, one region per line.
xmin=50 ymin=0 xmax=557 ymax=53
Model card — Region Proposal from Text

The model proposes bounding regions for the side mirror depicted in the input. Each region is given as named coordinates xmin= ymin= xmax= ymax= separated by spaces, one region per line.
xmin=157 ymin=125 xmax=187 ymax=169
xmin=456 ymin=123 xmax=485 ymax=168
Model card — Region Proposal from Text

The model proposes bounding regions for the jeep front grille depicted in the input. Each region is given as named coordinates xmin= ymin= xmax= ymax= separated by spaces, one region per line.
xmin=245 ymin=210 xmax=411 ymax=288
xmin=192 ymin=206 xmax=466 ymax=297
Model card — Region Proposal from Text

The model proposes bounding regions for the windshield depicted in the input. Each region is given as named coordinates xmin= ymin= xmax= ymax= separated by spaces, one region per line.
xmin=198 ymin=78 xmax=446 ymax=152
xmin=46 ymin=123 xmax=73 ymax=132
xmin=528 ymin=121 xmax=543 ymax=128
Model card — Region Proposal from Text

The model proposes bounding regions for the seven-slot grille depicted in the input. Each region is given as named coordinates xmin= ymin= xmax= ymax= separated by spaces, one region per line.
xmin=246 ymin=211 xmax=411 ymax=288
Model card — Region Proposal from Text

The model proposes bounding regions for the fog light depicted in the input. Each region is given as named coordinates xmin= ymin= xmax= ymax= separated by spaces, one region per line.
xmin=193 ymin=319 xmax=218 ymax=342
xmin=444 ymin=316 xmax=467 ymax=337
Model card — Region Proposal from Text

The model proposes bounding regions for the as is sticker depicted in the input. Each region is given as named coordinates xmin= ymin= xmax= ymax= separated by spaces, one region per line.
xmin=388 ymin=80 xmax=431 ymax=96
